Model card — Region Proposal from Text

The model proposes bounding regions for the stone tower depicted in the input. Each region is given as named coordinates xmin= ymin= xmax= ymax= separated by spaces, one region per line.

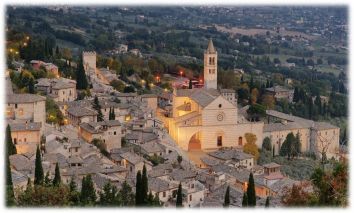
xmin=204 ymin=38 xmax=218 ymax=89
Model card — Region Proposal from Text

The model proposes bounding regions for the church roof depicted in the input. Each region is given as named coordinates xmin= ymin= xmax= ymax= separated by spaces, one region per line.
xmin=206 ymin=38 xmax=216 ymax=53
xmin=176 ymin=88 xmax=221 ymax=108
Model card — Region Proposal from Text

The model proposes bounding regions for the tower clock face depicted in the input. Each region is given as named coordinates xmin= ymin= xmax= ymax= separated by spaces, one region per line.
xmin=217 ymin=113 xmax=224 ymax=121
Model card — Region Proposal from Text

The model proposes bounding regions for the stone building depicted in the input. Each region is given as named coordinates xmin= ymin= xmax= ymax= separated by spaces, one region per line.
xmin=265 ymin=86 xmax=294 ymax=102
xmin=8 ymin=122 xmax=41 ymax=154
xmin=264 ymin=110 xmax=340 ymax=158
xmin=79 ymin=120 xmax=122 ymax=152
xmin=36 ymin=78 xmax=77 ymax=102
xmin=6 ymin=94 xmax=46 ymax=130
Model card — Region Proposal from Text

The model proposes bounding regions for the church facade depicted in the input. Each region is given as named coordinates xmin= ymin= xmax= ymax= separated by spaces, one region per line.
xmin=158 ymin=39 xmax=264 ymax=151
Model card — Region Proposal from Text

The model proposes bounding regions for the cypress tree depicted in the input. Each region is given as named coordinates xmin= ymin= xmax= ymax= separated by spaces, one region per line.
xmin=52 ymin=162 xmax=61 ymax=186
xmin=69 ymin=177 xmax=77 ymax=192
xmin=108 ymin=108 xmax=112 ymax=120
xmin=69 ymin=177 xmax=80 ymax=206
xmin=44 ymin=171 xmax=51 ymax=187
xmin=6 ymin=151 xmax=15 ymax=206
xmin=135 ymin=170 xmax=142 ymax=206
xmin=76 ymin=57 xmax=88 ymax=90
xmin=265 ymin=196 xmax=270 ymax=207
xmin=142 ymin=165 xmax=148 ymax=205
xmin=93 ymin=96 xmax=104 ymax=122
xmin=272 ymin=145 xmax=275 ymax=157
xmin=223 ymin=185 xmax=230 ymax=207
xmin=55 ymin=46 xmax=60 ymax=56
xmin=247 ymin=172 xmax=256 ymax=207
xmin=176 ymin=182 xmax=183 ymax=207
xmin=80 ymin=175 xmax=96 ymax=206
xmin=34 ymin=145 xmax=44 ymax=185
xmin=188 ymin=79 xmax=193 ymax=89
xmin=111 ymin=108 xmax=115 ymax=120
xmin=242 ymin=192 xmax=248 ymax=207
xmin=6 ymin=124 xmax=17 ymax=155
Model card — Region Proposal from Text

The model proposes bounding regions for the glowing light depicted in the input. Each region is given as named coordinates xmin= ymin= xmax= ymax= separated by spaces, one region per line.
xmin=9 ymin=49 xmax=13 ymax=52
xmin=26 ymin=36 xmax=30 ymax=40
xmin=23 ymin=42 xmax=27 ymax=46
xmin=141 ymin=79 xmax=146 ymax=84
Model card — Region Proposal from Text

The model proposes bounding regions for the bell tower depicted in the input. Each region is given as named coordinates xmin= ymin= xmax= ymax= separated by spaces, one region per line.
xmin=204 ymin=38 xmax=217 ymax=89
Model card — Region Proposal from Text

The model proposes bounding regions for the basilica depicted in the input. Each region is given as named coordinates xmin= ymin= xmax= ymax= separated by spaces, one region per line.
xmin=158 ymin=39 xmax=264 ymax=151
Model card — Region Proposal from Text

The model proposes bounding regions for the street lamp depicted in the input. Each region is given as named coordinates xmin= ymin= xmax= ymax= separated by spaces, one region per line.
xmin=179 ymin=70 xmax=183 ymax=78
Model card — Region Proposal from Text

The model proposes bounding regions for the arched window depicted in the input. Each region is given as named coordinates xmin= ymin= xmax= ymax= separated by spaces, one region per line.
xmin=238 ymin=137 xmax=243 ymax=146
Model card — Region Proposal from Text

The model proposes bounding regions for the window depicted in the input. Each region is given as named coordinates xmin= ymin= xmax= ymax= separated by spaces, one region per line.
xmin=163 ymin=192 xmax=166 ymax=197
xmin=14 ymin=138 xmax=17 ymax=145
xmin=114 ymin=131 xmax=116 ymax=135
xmin=238 ymin=137 xmax=243 ymax=146
xmin=189 ymin=195 xmax=192 ymax=201
xmin=15 ymin=104 xmax=17 ymax=109
xmin=75 ymin=147 xmax=78 ymax=152
xmin=217 ymin=136 xmax=222 ymax=146
xmin=24 ymin=138 xmax=26 ymax=142
xmin=218 ymin=104 xmax=222 ymax=108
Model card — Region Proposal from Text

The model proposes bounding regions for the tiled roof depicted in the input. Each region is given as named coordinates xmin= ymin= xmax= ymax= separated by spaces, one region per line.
xmin=9 ymin=122 xmax=41 ymax=131
xmin=67 ymin=106 xmax=97 ymax=117
xmin=149 ymin=177 xmax=178 ymax=192
xmin=313 ymin=122 xmax=338 ymax=130
xmin=140 ymin=142 xmax=164 ymax=154
xmin=208 ymin=149 xmax=254 ymax=161
xmin=79 ymin=120 xmax=121 ymax=134
xmin=7 ymin=94 xmax=46 ymax=103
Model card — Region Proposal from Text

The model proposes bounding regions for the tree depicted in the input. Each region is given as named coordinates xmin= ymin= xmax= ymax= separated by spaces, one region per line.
xmin=99 ymin=182 xmax=119 ymax=206
xmin=120 ymin=181 xmax=135 ymax=206
xmin=6 ymin=150 xmax=15 ymax=206
xmin=109 ymin=107 xmax=116 ymax=120
xmin=262 ymin=137 xmax=272 ymax=151
xmin=34 ymin=145 xmax=44 ymax=185
xmin=135 ymin=170 xmax=143 ymax=206
xmin=250 ymin=88 xmax=259 ymax=105
xmin=282 ymin=184 xmax=314 ymax=206
xmin=272 ymin=145 xmax=275 ymax=157
xmin=110 ymin=79 xmax=125 ymax=92
xmin=242 ymin=192 xmax=248 ymax=207
xmin=189 ymin=79 xmax=193 ymax=89
xmin=261 ymin=94 xmax=275 ymax=109
xmin=69 ymin=177 xmax=80 ymax=206
xmin=243 ymin=133 xmax=259 ymax=160
xmin=76 ymin=58 xmax=88 ymax=90
xmin=247 ymin=172 xmax=256 ymax=207
xmin=223 ymin=185 xmax=230 ymax=207
xmin=52 ymin=162 xmax=61 ymax=186
xmin=265 ymin=196 xmax=270 ymax=207
xmin=141 ymin=165 xmax=148 ymax=205
xmin=28 ymin=77 xmax=35 ymax=93
xmin=80 ymin=175 xmax=96 ymax=206
xmin=92 ymin=96 xmax=104 ymax=121
xmin=6 ymin=124 xmax=17 ymax=155
xmin=176 ymin=182 xmax=183 ymax=207
xmin=279 ymin=132 xmax=301 ymax=160
xmin=44 ymin=171 xmax=51 ymax=187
